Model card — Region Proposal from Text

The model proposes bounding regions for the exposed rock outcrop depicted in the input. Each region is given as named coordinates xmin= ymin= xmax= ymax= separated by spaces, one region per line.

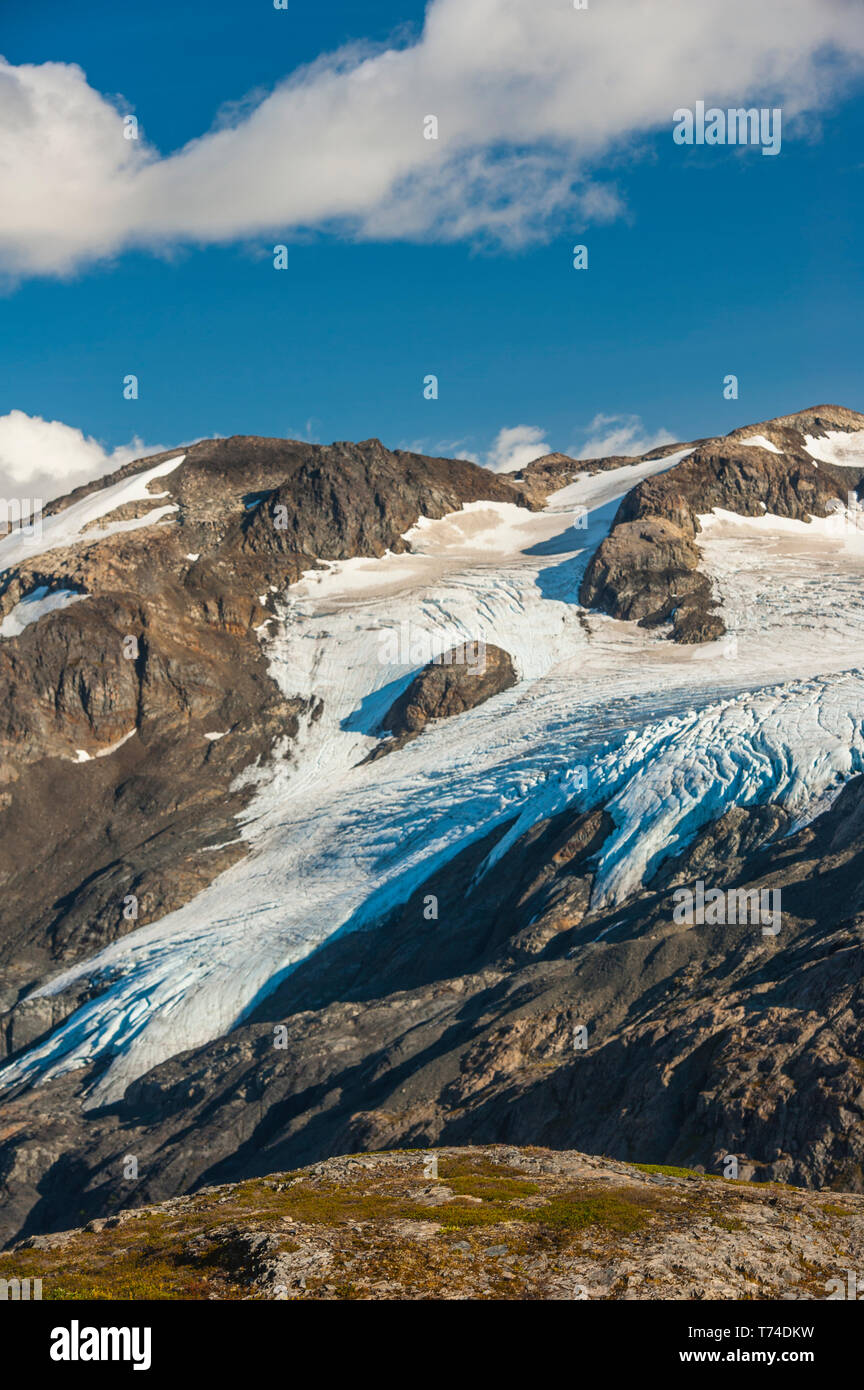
xmin=576 ymin=516 xmax=725 ymax=641
xmin=367 ymin=643 xmax=517 ymax=759
xmin=580 ymin=404 xmax=864 ymax=642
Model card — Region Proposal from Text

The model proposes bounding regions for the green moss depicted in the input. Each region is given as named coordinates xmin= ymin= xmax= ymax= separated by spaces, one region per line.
xmin=820 ymin=1203 xmax=851 ymax=1219
xmin=632 ymin=1163 xmax=717 ymax=1181
xmin=437 ymin=1155 xmax=541 ymax=1203
xmin=712 ymin=1214 xmax=745 ymax=1232
xmin=0 ymin=1239 xmax=224 ymax=1301
xmin=437 ymin=1155 xmax=535 ymax=1181
xmin=524 ymin=1186 xmax=669 ymax=1238
xmin=274 ymin=1180 xmax=537 ymax=1231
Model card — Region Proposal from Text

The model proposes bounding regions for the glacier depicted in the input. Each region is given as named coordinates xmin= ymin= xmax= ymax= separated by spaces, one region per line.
xmin=2 ymin=448 xmax=864 ymax=1107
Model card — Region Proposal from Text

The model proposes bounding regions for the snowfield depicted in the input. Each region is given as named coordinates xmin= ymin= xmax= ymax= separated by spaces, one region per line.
xmin=2 ymin=447 xmax=864 ymax=1106
xmin=739 ymin=435 xmax=783 ymax=453
xmin=804 ymin=429 xmax=864 ymax=467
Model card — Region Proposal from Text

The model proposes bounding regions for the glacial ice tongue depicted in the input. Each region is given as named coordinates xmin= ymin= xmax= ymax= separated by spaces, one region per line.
xmin=587 ymin=671 xmax=864 ymax=905
xmin=0 ymin=667 xmax=862 ymax=1108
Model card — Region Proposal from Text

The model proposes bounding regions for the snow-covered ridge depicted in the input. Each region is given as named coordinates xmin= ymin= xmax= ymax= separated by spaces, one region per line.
xmin=0 ymin=455 xmax=184 ymax=576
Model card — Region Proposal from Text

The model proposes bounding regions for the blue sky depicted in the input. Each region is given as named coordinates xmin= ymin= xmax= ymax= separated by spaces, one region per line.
xmin=1 ymin=0 xmax=862 ymax=494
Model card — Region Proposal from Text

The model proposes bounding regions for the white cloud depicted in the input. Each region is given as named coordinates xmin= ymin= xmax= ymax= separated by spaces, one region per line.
xmin=480 ymin=424 xmax=551 ymax=473
xmin=406 ymin=424 xmax=551 ymax=471
xmin=1 ymin=0 xmax=863 ymax=274
xmin=0 ymin=410 xmax=163 ymax=507
xmin=574 ymin=412 xmax=678 ymax=459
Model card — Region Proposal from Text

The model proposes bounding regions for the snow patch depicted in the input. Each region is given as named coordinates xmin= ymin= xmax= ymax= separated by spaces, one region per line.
xmin=0 ymin=586 xmax=87 ymax=638
xmin=68 ymin=729 xmax=136 ymax=764
xmin=803 ymin=430 xmax=864 ymax=468
xmin=738 ymin=434 xmax=782 ymax=454
xmin=699 ymin=507 xmax=864 ymax=553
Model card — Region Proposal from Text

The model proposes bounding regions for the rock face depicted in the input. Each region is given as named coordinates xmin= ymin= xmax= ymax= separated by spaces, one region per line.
xmin=2 ymin=1145 xmax=860 ymax=1300
xmin=580 ymin=405 xmax=864 ymax=641
xmin=576 ymin=516 xmax=725 ymax=642
xmin=379 ymin=643 xmax=517 ymax=746
xmin=233 ymin=436 xmax=534 ymax=562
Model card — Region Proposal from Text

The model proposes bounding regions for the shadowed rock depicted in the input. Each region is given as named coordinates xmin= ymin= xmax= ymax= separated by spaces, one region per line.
xmin=384 ymin=643 xmax=517 ymax=735
xmin=364 ymin=642 xmax=518 ymax=761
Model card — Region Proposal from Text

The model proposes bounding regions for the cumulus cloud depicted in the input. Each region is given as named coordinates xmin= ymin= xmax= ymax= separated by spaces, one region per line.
xmin=1 ymin=0 xmax=863 ymax=274
xmin=574 ymin=413 xmax=678 ymax=459
xmin=0 ymin=410 xmax=163 ymax=508
xmin=480 ymin=424 xmax=552 ymax=473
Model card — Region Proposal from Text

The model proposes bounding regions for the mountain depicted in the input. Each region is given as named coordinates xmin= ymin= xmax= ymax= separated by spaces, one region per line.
xmin=1 ymin=405 xmax=863 ymax=1248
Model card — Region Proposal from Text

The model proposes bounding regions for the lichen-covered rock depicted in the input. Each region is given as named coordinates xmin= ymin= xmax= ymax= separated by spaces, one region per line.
xmin=2 ymin=1145 xmax=861 ymax=1300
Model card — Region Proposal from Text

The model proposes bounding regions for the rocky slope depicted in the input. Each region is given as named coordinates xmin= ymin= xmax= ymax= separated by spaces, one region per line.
xmin=3 ymin=1145 xmax=861 ymax=1300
